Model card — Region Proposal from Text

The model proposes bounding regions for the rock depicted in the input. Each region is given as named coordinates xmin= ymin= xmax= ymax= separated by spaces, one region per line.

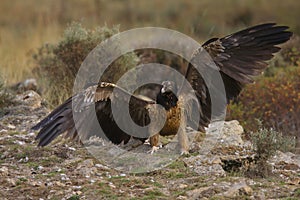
xmin=186 ymin=120 xmax=257 ymax=175
xmin=30 ymin=180 xmax=43 ymax=187
xmin=6 ymin=178 xmax=16 ymax=187
xmin=270 ymin=151 xmax=300 ymax=169
xmin=7 ymin=124 xmax=16 ymax=129
xmin=186 ymin=186 xmax=212 ymax=199
xmin=108 ymin=182 xmax=116 ymax=188
xmin=287 ymin=178 xmax=300 ymax=185
xmin=12 ymin=78 xmax=38 ymax=92
xmin=94 ymin=163 xmax=109 ymax=170
xmin=15 ymin=90 xmax=42 ymax=109
xmin=184 ymin=155 xmax=226 ymax=177
xmin=255 ymin=190 xmax=266 ymax=200
xmin=207 ymin=120 xmax=244 ymax=146
xmin=76 ymin=159 xmax=97 ymax=177
xmin=178 ymin=183 xmax=188 ymax=189
xmin=81 ymin=159 xmax=94 ymax=167
xmin=55 ymin=181 xmax=66 ymax=187
xmin=221 ymin=180 xmax=253 ymax=197
xmin=0 ymin=166 xmax=9 ymax=176
xmin=176 ymin=195 xmax=187 ymax=200
xmin=269 ymin=151 xmax=300 ymax=179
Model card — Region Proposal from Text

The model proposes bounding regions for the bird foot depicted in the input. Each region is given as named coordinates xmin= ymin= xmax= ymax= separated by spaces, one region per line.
xmin=180 ymin=149 xmax=190 ymax=156
xmin=148 ymin=146 xmax=160 ymax=154
xmin=180 ymin=149 xmax=189 ymax=156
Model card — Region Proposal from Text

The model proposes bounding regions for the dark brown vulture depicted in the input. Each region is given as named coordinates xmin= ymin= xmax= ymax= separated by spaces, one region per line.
xmin=32 ymin=23 xmax=292 ymax=154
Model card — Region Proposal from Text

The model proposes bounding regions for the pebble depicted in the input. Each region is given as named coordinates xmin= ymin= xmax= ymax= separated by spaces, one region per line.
xmin=6 ymin=178 xmax=16 ymax=187
xmin=7 ymin=124 xmax=16 ymax=129
xmin=0 ymin=166 xmax=9 ymax=176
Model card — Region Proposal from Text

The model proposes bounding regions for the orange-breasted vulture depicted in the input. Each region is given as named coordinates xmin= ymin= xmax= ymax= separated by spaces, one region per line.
xmin=32 ymin=23 xmax=292 ymax=154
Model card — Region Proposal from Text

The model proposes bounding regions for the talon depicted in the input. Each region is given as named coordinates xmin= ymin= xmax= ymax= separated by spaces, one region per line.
xmin=148 ymin=146 xmax=160 ymax=154
xmin=180 ymin=149 xmax=189 ymax=156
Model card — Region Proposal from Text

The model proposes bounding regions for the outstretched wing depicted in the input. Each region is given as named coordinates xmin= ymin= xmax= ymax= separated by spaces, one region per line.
xmin=33 ymin=82 xmax=156 ymax=146
xmin=184 ymin=23 xmax=292 ymax=131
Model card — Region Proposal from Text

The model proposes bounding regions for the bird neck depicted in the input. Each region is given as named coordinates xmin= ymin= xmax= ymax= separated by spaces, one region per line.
xmin=156 ymin=92 xmax=178 ymax=111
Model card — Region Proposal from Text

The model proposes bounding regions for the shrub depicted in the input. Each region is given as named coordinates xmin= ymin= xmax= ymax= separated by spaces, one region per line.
xmin=33 ymin=22 xmax=138 ymax=107
xmin=247 ymin=126 xmax=295 ymax=177
xmin=227 ymin=67 xmax=300 ymax=149
xmin=0 ymin=76 xmax=12 ymax=111
xmin=251 ymin=124 xmax=295 ymax=157
xmin=280 ymin=35 xmax=300 ymax=67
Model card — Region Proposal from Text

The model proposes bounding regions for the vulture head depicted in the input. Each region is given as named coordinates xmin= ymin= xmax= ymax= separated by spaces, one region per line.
xmin=157 ymin=81 xmax=178 ymax=110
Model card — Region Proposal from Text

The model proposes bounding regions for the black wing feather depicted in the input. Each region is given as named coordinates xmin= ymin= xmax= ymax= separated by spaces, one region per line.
xmin=33 ymin=82 xmax=155 ymax=146
xmin=184 ymin=23 xmax=292 ymax=131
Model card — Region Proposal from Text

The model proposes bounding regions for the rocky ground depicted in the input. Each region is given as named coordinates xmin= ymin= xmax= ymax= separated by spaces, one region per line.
xmin=0 ymin=87 xmax=300 ymax=200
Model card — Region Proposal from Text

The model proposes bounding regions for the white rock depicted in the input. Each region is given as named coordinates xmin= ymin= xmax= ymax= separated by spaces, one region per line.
xmin=0 ymin=166 xmax=9 ymax=176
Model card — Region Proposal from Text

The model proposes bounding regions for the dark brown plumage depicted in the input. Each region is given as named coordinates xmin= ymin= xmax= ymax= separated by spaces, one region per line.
xmin=33 ymin=23 xmax=292 ymax=154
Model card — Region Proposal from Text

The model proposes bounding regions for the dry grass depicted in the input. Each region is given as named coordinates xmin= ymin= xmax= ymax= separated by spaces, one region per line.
xmin=0 ymin=0 xmax=300 ymax=84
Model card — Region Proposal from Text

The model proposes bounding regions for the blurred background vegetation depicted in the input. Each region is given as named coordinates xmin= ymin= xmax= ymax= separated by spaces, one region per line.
xmin=0 ymin=0 xmax=299 ymax=150
xmin=1 ymin=0 xmax=300 ymax=84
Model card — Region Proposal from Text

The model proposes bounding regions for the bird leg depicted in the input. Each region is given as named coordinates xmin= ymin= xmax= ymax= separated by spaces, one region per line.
xmin=177 ymin=114 xmax=189 ymax=155
xmin=148 ymin=134 xmax=160 ymax=154
xmin=177 ymin=127 xmax=189 ymax=155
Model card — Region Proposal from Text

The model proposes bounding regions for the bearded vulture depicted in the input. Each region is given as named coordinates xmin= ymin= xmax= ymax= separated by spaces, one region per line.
xmin=32 ymin=23 xmax=292 ymax=154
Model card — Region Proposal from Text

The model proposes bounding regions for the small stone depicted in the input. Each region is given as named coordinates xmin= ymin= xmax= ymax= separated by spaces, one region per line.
xmin=15 ymin=140 xmax=25 ymax=145
xmin=223 ymin=181 xmax=253 ymax=197
xmin=0 ymin=166 xmax=9 ymax=176
xmin=283 ymin=163 xmax=299 ymax=170
xmin=287 ymin=178 xmax=300 ymax=185
xmin=177 ymin=196 xmax=187 ymax=200
xmin=7 ymin=124 xmax=16 ymax=129
xmin=186 ymin=187 xmax=211 ymax=199
xmin=28 ymin=132 xmax=35 ymax=137
xmin=18 ymin=156 xmax=28 ymax=163
xmin=72 ymin=185 xmax=82 ymax=190
xmin=60 ymin=174 xmax=69 ymax=181
xmin=55 ymin=181 xmax=66 ymax=187
xmin=178 ymin=184 xmax=188 ymax=189
xmin=108 ymin=182 xmax=116 ymax=188
xmin=6 ymin=178 xmax=16 ymax=187
xmin=30 ymin=181 xmax=43 ymax=187
xmin=95 ymin=163 xmax=109 ymax=170
xmin=68 ymin=147 xmax=76 ymax=151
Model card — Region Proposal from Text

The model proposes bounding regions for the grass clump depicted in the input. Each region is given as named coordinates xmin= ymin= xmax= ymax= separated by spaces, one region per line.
xmin=33 ymin=22 xmax=138 ymax=107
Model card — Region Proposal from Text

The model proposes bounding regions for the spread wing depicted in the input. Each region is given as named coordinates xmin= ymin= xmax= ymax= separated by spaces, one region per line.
xmin=184 ymin=23 xmax=292 ymax=131
xmin=33 ymin=82 xmax=157 ymax=146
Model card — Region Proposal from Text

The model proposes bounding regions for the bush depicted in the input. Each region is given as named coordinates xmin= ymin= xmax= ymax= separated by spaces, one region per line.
xmin=251 ymin=124 xmax=295 ymax=157
xmin=33 ymin=22 xmax=138 ymax=107
xmin=247 ymin=126 xmax=295 ymax=177
xmin=280 ymin=35 xmax=300 ymax=67
xmin=227 ymin=67 xmax=300 ymax=149
xmin=0 ymin=76 xmax=12 ymax=111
